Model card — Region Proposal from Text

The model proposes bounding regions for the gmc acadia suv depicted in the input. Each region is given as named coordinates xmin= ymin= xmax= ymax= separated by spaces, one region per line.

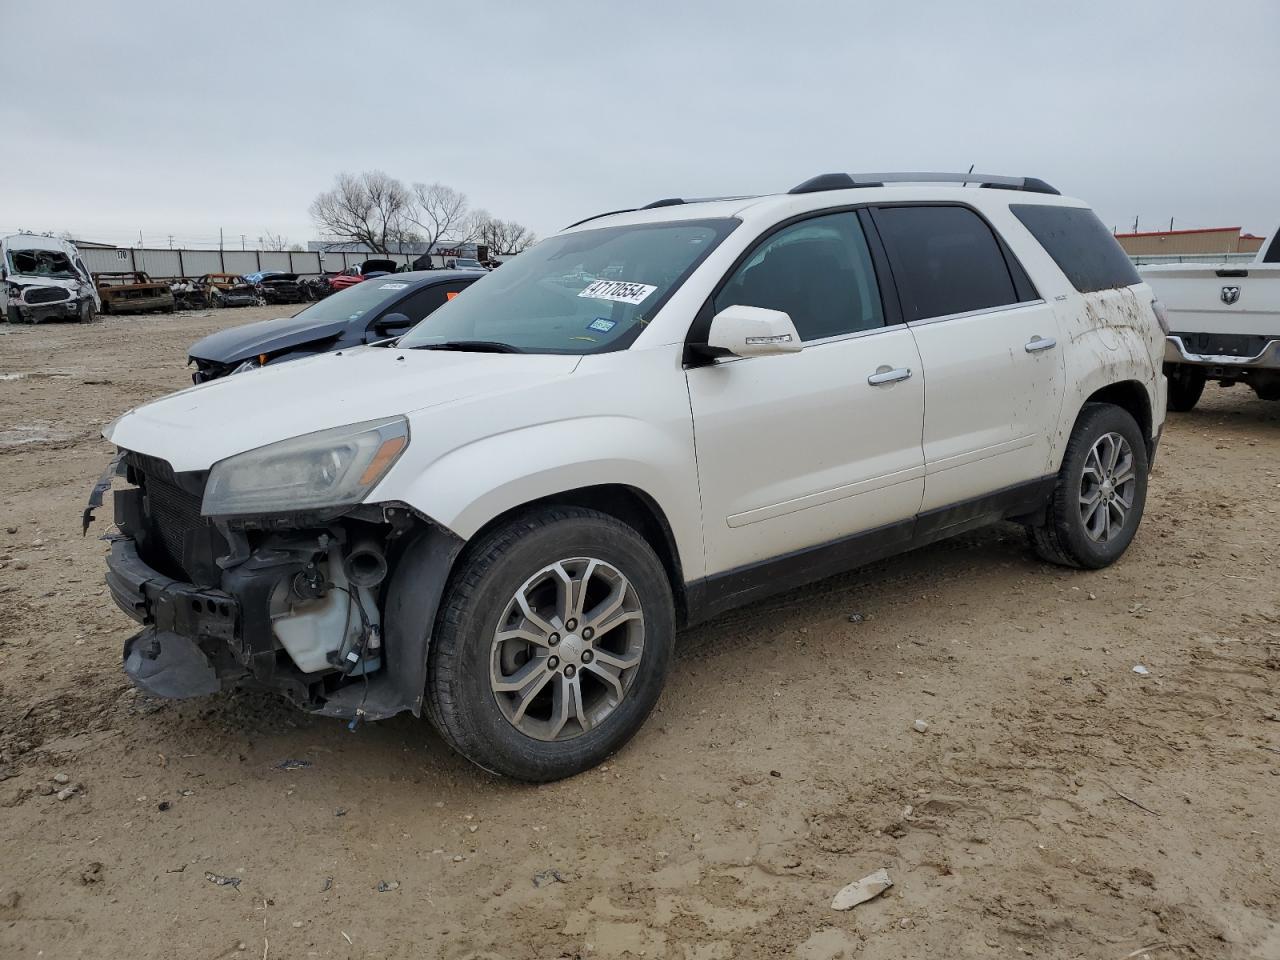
xmin=89 ymin=171 xmax=1168 ymax=781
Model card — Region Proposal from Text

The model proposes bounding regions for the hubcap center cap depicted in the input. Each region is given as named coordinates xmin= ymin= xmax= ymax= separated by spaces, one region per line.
xmin=558 ymin=633 xmax=586 ymax=663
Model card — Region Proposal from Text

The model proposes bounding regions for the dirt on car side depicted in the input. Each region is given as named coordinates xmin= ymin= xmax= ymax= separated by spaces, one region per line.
xmin=0 ymin=308 xmax=1277 ymax=960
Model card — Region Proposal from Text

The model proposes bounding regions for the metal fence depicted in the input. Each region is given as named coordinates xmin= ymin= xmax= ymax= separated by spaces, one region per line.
xmin=78 ymin=247 xmax=424 ymax=279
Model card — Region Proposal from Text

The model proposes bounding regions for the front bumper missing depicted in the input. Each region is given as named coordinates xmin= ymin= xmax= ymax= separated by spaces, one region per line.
xmin=107 ymin=538 xmax=243 ymax=699
xmin=1164 ymin=336 xmax=1280 ymax=370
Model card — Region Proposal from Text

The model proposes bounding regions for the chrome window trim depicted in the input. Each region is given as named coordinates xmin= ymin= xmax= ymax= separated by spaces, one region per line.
xmin=904 ymin=298 xmax=1046 ymax=328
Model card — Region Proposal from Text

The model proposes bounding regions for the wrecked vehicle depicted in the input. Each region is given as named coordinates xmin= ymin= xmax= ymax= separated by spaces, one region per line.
xmin=1 ymin=234 xmax=100 ymax=323
xmin=170 ymin=278 xmax=207 ymax=310
xmin=328 ymin=259 xmax=400 ymax=293
xmin=244 ymin=271 xmax=308 ymax=305
xmin=91 ymin=171 xmax=1165 ymax=781
xmin=1141 ymin=225 xmax=1280 ymax=410
xmin=201 ymin=274 xmax=263 ymax=308
xmin=95 ymin=272 xmax=176 ymax=315
xmin=187 ymin=270 xmax=479 ymax=382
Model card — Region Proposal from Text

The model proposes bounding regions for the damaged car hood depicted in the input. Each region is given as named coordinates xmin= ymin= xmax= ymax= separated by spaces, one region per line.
xmin=108 ymin=346 xmax=582 ymax=471
xmin=188 ymin=314 xmax=350 ymax=364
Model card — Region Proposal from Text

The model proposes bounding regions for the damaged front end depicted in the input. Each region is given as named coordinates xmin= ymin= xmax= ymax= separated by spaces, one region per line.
xmin=88 ymin=424 xmax=461 ymax=722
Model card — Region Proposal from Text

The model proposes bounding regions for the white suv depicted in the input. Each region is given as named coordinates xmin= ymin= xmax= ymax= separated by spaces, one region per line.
xmin=92 ymin=172 xmax=1168 ymax=780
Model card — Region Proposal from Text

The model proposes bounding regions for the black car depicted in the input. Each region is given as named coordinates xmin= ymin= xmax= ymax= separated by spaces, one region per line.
xmin=188 ymin=270 xmax=479 ymax=382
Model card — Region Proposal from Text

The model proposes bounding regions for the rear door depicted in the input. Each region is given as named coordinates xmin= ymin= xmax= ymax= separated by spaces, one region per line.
xmin=685 ymin=210 xmax=925 ymax=578
xmin=870 ymin=204 xmax=1065 ymax=514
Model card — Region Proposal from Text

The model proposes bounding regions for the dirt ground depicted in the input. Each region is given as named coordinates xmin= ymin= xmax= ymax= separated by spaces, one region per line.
xmin=1 ymin=305 xmax=1278 ymax=960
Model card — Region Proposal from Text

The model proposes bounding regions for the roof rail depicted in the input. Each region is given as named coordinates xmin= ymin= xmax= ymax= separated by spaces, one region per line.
xmin=788 ymin=171 xmax=1060 ymax=196
xmin=564 ymin=208 xmax=636 ymax=229
xmin=566 ymin=195 xmax=756 ymax=229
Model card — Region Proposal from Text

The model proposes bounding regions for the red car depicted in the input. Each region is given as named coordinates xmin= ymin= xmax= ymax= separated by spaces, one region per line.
xmin=327 ymin=258 xmax=400 ymax=293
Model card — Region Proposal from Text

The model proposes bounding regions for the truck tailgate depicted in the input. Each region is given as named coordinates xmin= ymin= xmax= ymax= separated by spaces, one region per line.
xmin=1140 ymin=263 xmax=1280 ymax=337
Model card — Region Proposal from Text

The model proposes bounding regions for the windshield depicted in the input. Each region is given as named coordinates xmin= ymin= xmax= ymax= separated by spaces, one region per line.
xmin=398 ymin=218 xmax=738 ymax=354
xmin=8 ymin=248 xmax=78 ymax=280
xmin=290 ymin=276 xmax=411 ymax=323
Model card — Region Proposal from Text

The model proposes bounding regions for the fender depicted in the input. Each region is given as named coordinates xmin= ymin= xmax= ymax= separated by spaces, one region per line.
xmin=388 ymin=416 xmax=705 ymax=582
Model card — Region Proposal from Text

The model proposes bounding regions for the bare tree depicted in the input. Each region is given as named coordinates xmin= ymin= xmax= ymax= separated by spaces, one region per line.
xmin=308 ymin=171 xmax=415 ymax=254
xmin=471 ymin=212 xmax=537 ymax=256
xmin=261 ymin=230 xmax=291 ymax=252
xmin=407 ymin=183 xmax=470 ymax=252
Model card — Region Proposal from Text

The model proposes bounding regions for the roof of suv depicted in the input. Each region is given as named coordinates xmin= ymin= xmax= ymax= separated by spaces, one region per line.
xmin=564 ymin=173 xmax=1088 ymax=233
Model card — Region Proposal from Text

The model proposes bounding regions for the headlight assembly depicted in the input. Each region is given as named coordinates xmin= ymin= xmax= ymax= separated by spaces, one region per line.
xmin=201 ymin=416 xmax=409 ymax=517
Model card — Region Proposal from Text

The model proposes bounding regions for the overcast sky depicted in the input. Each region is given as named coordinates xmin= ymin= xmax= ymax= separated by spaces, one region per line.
xmin=1 ymin=1 xmax=1277 ymax=248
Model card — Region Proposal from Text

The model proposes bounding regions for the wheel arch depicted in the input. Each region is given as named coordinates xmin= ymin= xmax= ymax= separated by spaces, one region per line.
xmin=459 ymin=483 xmax=690 ymax=625
xmin=1082 ymin=379 xmax=1154 ymax=459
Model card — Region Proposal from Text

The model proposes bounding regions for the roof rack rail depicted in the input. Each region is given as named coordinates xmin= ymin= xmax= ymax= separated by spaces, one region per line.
xmin=564 ymin=208 xmax=637 ymax=229
xmin=788 ymin=172 xmax=1060 ymax=196
xmin=566 ymin=195 xmax=756 ymax=229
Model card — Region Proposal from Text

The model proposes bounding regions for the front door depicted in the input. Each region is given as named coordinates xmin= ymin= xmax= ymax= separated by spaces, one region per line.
xmin=685 ymin=210 xmax=926 ymax=580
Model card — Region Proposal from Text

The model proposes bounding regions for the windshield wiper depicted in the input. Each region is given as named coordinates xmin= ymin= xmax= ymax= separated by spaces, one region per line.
xmin=411 ymin=340 xmax=525 ymax=354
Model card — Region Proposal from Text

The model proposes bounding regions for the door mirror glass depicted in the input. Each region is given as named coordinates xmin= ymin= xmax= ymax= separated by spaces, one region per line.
xmin=706 ymin=305 xmax=803 ymax=358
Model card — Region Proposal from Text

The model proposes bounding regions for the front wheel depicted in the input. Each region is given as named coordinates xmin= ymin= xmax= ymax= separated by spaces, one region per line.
xmin=1029 ymin=403 xmax=1150 ymax=569
xmin=79 ymin=301 xmax=96 ymax=324
xmin=425 ymin=506 xmax=674 ymax=781
xmin=1166 ymin=364 xmax=1205 ymax=412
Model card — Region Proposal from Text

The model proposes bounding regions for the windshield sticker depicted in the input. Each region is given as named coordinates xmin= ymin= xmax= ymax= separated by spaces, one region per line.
xmin=588 ymin=317 xmax=617 ymax=333
xmin=577 ymin=279 xmax=656 ymax=305
xmin=378 ymin=282 xmax=408 ymax=290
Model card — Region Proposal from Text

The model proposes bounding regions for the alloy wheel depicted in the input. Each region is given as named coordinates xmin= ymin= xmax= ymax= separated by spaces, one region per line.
xmin=1079 ymin=431 xmax=1136 ymax=543
xmin=489 ymin=557 xmax=644 ymax=741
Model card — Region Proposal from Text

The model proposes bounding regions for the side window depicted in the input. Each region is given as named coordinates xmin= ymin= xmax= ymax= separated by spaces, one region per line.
xmin=1264 ymin=234 xmax=1280 ymax=264
xmin=386 ymin=282 xmax=470 ymax=326
xmin=1010 ymin=204 xmax=1142 ymax=292
xmin=874 ymin=206 xmax=1020 ymax=322
xmin=714 ymin=212 xmax=884 ymax=342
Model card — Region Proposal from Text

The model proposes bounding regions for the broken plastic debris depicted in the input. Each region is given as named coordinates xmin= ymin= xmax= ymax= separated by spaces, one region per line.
xmin=275 ymin=758 xmax=311 ymax=770
xmin=1132 ymin=665 xmax=1151 ymax=676
xmin=532 ymin=869 xmax=566 ymax=888
xmin=831 ymin=868 xmax=893 ymax=910
xmin=912 ymin=719 xmax=929 ymax=734
xmin=376 ymin=880 xmax=400 ymax=892
xmin=204 ymin=871 xmax=241 ymax=889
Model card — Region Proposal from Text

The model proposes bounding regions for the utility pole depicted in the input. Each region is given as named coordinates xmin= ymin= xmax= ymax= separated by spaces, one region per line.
xmin=1169 ymin=217 xmax=1174 ymax=232
xmin=240 ymin=234 xmax=246 ymax=251
xmin=219 ymin=228 xmax=224 ymax=251
xmin=168 ymin=234 xmax=174 ymax=249
xmin=1132 ymin=215 xmax=1139 ymax=234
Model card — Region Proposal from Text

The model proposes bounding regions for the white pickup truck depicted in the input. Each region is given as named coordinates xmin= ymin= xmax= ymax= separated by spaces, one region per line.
xmin=1140 ymin=228 xmax=1280 ymax=410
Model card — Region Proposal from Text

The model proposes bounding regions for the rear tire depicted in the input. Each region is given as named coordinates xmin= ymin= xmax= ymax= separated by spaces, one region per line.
xmin=1166 ymin=365 xmax=1205 ymax=412
xmin=1029 ymin=403 xmax=1149 ymax=570
xmin=425 ymin=506 xmax=674 ymax=781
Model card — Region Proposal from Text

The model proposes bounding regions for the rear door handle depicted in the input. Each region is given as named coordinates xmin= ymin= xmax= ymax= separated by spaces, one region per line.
xmin=867 ymin=366 xmax=912 ymax=386
xmin=1025 ymin=336 xmax=1057 ymax=353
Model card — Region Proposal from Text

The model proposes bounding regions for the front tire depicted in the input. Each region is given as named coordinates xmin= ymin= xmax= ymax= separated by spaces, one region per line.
xmin=79 ymin=301 xmax=96 ymax=324
xmin=1030 ymin=403 xmax=1149 ymax=570
xmin=1166 ymin=364 xmax=1205 ymax=412
xmin=425 ymin=506 xmax=674 ymax=781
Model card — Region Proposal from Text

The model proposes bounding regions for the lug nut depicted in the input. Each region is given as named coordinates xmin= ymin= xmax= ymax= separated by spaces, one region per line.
xmin=566 ymin=618 xmax=578 ymax=631
xmin=564 ymin=664 xmax=576 ymax=679
xmin=582 ymin=627 xmax=594 ymax=640
xmin=548 ymin=633 xmax=560 ymax=646
xmin=547 ymin=656 xmax=559 ymax=670
xmin=581 ymin=650 xmax=594 ymax=664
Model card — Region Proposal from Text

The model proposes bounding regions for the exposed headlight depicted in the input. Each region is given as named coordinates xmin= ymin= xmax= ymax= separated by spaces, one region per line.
xmin=201 ymin=416 xmax=409 ymax=517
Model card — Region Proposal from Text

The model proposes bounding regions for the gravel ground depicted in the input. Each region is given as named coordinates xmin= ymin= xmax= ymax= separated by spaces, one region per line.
xmin=1 ymin=307 xmax=1278 ymax=959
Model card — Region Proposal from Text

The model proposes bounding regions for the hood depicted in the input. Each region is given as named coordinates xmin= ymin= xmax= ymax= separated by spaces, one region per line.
xmin=188 ymin=313 xmax=350 ymax=364
xmin=109 ymin=346 xmax=582 ymax=471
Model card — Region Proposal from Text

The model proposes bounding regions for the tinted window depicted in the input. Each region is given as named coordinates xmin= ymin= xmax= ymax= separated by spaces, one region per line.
xmin=714 ymin=212 xmax=883 ymax=341
xmin=1011 ymin=204 xmax=1141 ymax=293
xmin=1264 ymin=235 xmax=1280 ymax=264
xmin=390 ymin=281 xmax=473 ymax=326
xmin=874 ymin=206 xmax=1020 ymax=321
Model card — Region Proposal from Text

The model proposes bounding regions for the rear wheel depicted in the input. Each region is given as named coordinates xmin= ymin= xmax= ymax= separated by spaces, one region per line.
xmin=425 ymin=506 xmax=674 ymax=781
xmin=1029 ymin=403 xmax=1149 ymax=569
xmin=1166 ymin=364 xmax=1205 ymax=412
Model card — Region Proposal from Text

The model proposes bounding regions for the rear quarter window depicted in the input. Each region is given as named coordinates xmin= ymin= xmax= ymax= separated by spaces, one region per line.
xmin=1011 ymin=204 xmax=1141 ymax=293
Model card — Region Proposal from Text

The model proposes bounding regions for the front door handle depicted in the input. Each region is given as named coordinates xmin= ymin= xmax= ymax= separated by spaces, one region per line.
xmin=1025 ymin=336 xmax=1057 ymax=353
xmin=867 ymin=366 xmax=912 ymax=386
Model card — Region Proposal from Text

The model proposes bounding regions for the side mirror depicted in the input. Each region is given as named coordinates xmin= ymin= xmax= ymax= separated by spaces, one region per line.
xmin=370 ymin=312 xmax=412 ymax=338
xmin=706 ymin=305 xmax=802 ymax=358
